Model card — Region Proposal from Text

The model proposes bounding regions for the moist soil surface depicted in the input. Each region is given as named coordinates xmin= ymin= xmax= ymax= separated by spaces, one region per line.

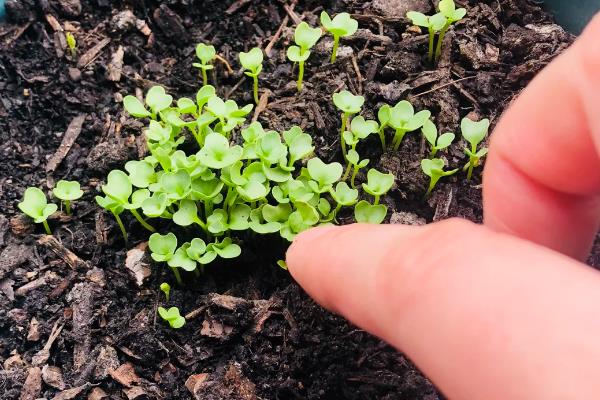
xmin=0 ymin=0 xmax=586 ymax=399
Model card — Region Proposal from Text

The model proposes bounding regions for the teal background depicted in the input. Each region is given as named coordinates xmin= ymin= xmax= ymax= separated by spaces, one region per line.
xmin=544 ymin=0 xmax=599 ymax=33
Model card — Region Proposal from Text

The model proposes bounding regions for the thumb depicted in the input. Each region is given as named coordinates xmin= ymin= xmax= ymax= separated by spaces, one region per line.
xmin=286 ymin=220 xmax=600 ymax=400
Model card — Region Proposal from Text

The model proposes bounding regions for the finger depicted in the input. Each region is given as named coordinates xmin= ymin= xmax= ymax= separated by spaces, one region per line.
xmin=483 ymin=12 xmax=600 ymax=259
xmin=287 ymin=221 xmax=600 ymax=400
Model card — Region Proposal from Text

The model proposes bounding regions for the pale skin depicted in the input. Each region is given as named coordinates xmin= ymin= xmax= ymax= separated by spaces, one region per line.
xmin=286 ymin=13 xmax=600 ymax=400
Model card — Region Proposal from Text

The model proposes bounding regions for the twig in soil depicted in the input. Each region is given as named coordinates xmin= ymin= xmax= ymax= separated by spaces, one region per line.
xmin=45 ymin=14 xmax=63 ymax=32
xmin=283 ymin=3 xmax=303 ymax=25
xmin=32 ymin=320 xmax=64 ymax=366
xmin=412 ymin=76 xmax=477 ymax=98
xmin=252 ymin=91 xmax=270 ymax=123
xmin=15 ymin=272 xmax=58 ymax=297
xmin=45 ymin=114 xmax=86 ymax=173
xmin=225 ymin=76 xmax=247 ymax=99
xmin=38 ymin=235 xmax=89 ymax=270
xmin=77 ymin=37 xmax=111 ymax=69
xmin=351 ymin=55 xmax=363 ymax=95
xmin=71 ymin=282 xmax=96 ymax=373
xmin=107 ymin=45 xmax=125 ymax=82
xmin=225 ymin=0 xmax=252 ymax=15
xmin=214 ymin=54 xmax=234 ymax=74
xmin=265 ymin=15 xmax=289 ymax=57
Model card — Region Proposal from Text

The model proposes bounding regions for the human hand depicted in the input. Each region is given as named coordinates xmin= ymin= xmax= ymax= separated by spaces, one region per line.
xmin=286 ymin=14 xmax=600 ymax=400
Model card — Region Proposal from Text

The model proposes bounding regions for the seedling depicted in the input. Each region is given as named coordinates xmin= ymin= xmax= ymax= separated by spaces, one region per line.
xmin=330 ymin=182 xmax=358 ymax=216
xmin=389 ymin=101 xmax=431 ymax=150
xmin=461 ymin=117 xmax=490 ymax=180
xmin=320 ymin=11 xmax=358 ymax=63
xmin=435 ymin=0 xmax=467 ymax=62
xmin=52 ymin=180 xmax=83 ymax=215
xmin=406 ymin=12 xmax=446 ymax=62
xmin=65 ymin=32 xmax=77 ymax=58
xmin=18 ymin=187 xmax=58 ymax=234
xmin=160 ymin=282 xmax=171 ymax=301
xmin=354 ymin=200 xmax=387 ymax=224
xmin=342 ymin=116 xmax=377 ymax=179
xmin=377 ymin=104 xmax=391 ymax=149
xmin=344 ymin=149 xmax=369 ymax=188
xmin=421 ymin=158 xmax=459 ymax=196
xmin=422 ymin=120 xmax=455 ymax=157
xmin=333 ymin=90 xmax=365 ymax=157
xmin=158 ymin=307 xmax=186 ymax=329
xmin=277 ymin=260 xmax=288 ymax=270
xmin=123 ymin=86 xmax=173 ymax=120
xmin=287 ymin=22 xmax=322 ymax=91
xmin=239 ymin=47 xmax=264 ymax=104
xmin=307 ymin=158 xmax=343 ymax=194
xmin=193 ymin=43 xmax=217 ymax=86
xmin=362 ymin=169 xmax=394 ymax=205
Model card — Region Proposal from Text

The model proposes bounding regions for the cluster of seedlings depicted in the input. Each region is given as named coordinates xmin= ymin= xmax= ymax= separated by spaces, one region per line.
xmin=17 ymin=1 xmax=491 ymax=329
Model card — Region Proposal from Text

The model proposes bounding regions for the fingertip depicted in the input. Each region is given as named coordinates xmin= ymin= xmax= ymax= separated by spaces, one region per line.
xmin=286 ymin=224 xmax=340 ymax=276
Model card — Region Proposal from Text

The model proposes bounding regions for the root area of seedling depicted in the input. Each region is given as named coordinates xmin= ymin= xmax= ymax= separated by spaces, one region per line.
xmin=0 ymin=0 xmax=587 ymax=399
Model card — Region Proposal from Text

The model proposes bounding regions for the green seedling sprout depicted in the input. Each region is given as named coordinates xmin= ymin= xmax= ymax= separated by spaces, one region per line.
xmin=123 ymin=86 xmax=173 ymax=120
xmin=306 ymin=158 xmax=344 ymax=194
xmin=193 ymin=43 xmax=217 ymax=86
xmin=377 ymin=104 xmax=391 ymax=149
xmin=435 ymin=0 xmax=467 ymax=62
xmin=389 ymin=101 xmax=431 ymax=150
xmin=239 ymin=47 xmax=264 ymax=104
xmin=330 ymin=182 xmax=358 ymax=218
xmin=362 ymin=169 xmax=394 ymax=205
xmin=277 ymin=260 xmax=288 ymax=270
xmin=160 ymin=282 xmax=171 ymax=301
xmin=52 ymin=180 xmax=83 ymax=215
xmin=287 ymin=22 xmax=323 ymax=92
xmin=461 ymin=117 xmax=490 ymax=180
xmin=406 ymin=12 xmax=447 ymax=62
xmin=342 ymin=116 xmax=378 ymax=180
xmin=333 ymin=90 xmax=365 ymax=158
xmin=18 ymin=188 xmax=58 ymax=235
xmin=158 ymin=307 xmax=186 ymax=329
xmin=344 ymin=149 xmax=369 ymax=188
xmin=354 ymin=200 xmax=387 ymax=224
xmin=422 ymin=120 xmax=455 ymax=157
xmin=65 ymin=32 xmax=77 ymax=58
xmin=320 ymin=11 xmax=358 ymax=63
xmin=421 ymin=158 xmax=459 ymax=196
xmin=149 ymin=232 xmax=191 ymax=284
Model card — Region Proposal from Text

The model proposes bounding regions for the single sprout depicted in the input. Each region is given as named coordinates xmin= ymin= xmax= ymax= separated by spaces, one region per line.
xmin=287 ymin=22 xmax=323 ymax=92
xmin=342 ymin=116 xmax=378 ymax=180
xmin=149 ymin=232 xmax=192 ymax=284
xmin=461 ymin=117 xmax=490 ymax=180
xmin=354 ymin=200 xmax=387 ymax=224
xmin=193 ymin=43 xmax=217 ymax=86
xmin=344 ymin=149 xmax=369 ymax=188
xmin=123 ymin=86 xmax=173 ymax=120
xmin=377 ymin=104 xmax=391 ymax=149
xmin=239 ymin=47 xmax=264 ymax=104
xmin=320 ymin=11 xmax=359 ymax=63
xmin=435 ymin=0 xmax=467 ymax=62
xmin=330 ymin=181 xmax=358 ymax=217
xmin=421 ymin=158 xmax=459 ymax=196
xmin=362 ymin=169 xmax=394 ymax=205
xmin=306 ymin=158 xmax=344 ymax=194
xmin=160 ymin=282 xmax=171 ymax=301
xmin=422 ymin=120 xmax=455 ymax=157
xmin=65 ymin=32 xmax=77 ymax=58
xmin=406 ymin=12 xmax=446 ymax=62
xmin=332 ymin=90 xmax=365 ymax=158
xmin=158 ymin=307 xmax=186 ymax=329
xmin=18 ymin=187 xmax=58 ymax=235
xmin=389 ymin=101 xmax=431 ymax=150
xmin=277 ymin=260 xmax=288 ymax=270
xmin=52 ymin=180 xmax=83 ymax=215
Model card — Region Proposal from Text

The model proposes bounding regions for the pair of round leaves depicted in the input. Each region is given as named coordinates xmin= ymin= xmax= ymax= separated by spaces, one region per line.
xmin=306 ymin=158 xmax=344 ymax=193
xmin=422 ymin=120 xmax=455 ymax=151
xmin=18 ymin=188 xmax=58 ymax=223
xmin=354 ymin=200 xmax=387 ymax=224
xmin=421 ymin=158 xmax=459 ymax=179
xmin=197 ymin=132 xmax=243 ymax=170
xmin=287 ymin=22 xmax=323 ymax=62
xmin=363 ymin=169 xmax=395 ymax=197
xmin=343 ymin=116 xmax=379 ymax=146
xmin=239 ymin=47 xmax=263 ymax=75
xmin=123 ymin=86 xmax=173 ymax=118
xmin=380 ymin=101 xmax=431 ymax=132
xmin=320 ymin=11 xmax=359 ymax=38
xmin=195 ymin=43 xmax=216 ymax=67
xmin=53 ymin=180 xmax=83 ymax=202
xmin=333 ymin=90 xmax=365 ymax=114
xmin=406 ymin=11 xmax=447 ymax=32
xmin=438 ymin=0 xmax=468 ymax=23
xmin=158 ymin=307 xmax=185 ymax=329
xmin=461 ymin=117 xmax=490 ymax=149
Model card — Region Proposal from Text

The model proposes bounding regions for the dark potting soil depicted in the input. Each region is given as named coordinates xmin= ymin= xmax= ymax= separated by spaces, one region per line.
xmin=0 ymin=0 xmax=587 ymax=399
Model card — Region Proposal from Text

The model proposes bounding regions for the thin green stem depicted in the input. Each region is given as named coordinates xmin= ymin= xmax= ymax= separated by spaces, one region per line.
xmin=297 ymin=61 xmax=305 ymax=92
xmin=467 ymin=159 xmax=475 ymax=181
xmin=130 ymin=209 xmax=155 ymax=232
xmin=392 ymin=129 xmax=408 ymax=151
xmin=65 ymin=200 xmax=72 ymax=215
xmin=435 ymin=24 xmax=451 ymax=63
xmin=204 ymin=201 xmax=213 ymax=220
xmin=171 ymin=267 xmax=182 ymax=285
xmin=253 ymin=75 xmax=260 ymax=104
xmin=331 ymin=36 xmax=340 ymax=63
xmin=374 ymin=195 xmax=381 ymax=205
xmin=342 ymin=162 xmax=353 ymax=181
xmin=42 ymin=220 xmax=52 ymax=235
xmin=351 ymin=167 xmax=359 ymax=189
xmin=428 ymin=28 xmax=435 ymax=62
xmin=202 ymin=68 xmax=208 ymax=86
xmin=378 ymin=124 xmax=387 ymax=150
xmin=340 ymin=112 xmax=350 ymax=158
xmin=113 ymin=213 xmax=128 ymax=243
xmin=430 ymin=147 xmax=438 ymax=158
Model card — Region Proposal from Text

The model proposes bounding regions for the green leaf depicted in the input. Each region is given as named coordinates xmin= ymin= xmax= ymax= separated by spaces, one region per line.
xmin=196 ymin=85 xmax=216 ymax=109
xmin=177 ymin=97 xmax=197 ymax=114
xmin=191 ymin=177 xmax=224 ymax=201
xmin=430 ymin=13 xmax=448 ymax=31
xmin=438 ymin=0 xmax=456 ymax=17
xmin=350 ymin=116 xmax=378 ymax=139
xmin=286 ymin=45 xmax=310 ymax=62
xmin=145 ymin=121 xmax=172 ymax=144
xmin=125 ymin=160 xmax=156 ymax=188
xmin=330 ymin=182 xmax=358 ymax=206
xmin=52 ymin=180 xmax=83 ymax=202
xmin=362 ymin=169 xmax=394 ymax=197
xmin=307 ymin=158 xmax=343 ymax=189
xmin=142 ymin=193 xmax=169 ymax=218
xmin=197 ymin=132 xmax=243 ymax=169
xmin=125 ymin=189 xmax=150 ymax=210
xmin=239 ymin=47 xmax=263 ymax=73
xmin=149 ymin=232 xmax=177 ymax=262
xmin=346 ymin=149 xmax=360 ymax=166
xmin=168 ymin=244 xmax=197 ymax=272
xmin=287 ymin=130 xmax=314 ymax=163
xmin=378 ymin=104 xmax=391 ymax=126
xmin=406 ymin=11 xmax=429 ymax=27
xmin=236 ymin=181 xmax=269 ymax=202
xmin=354 ymin=200 xmax=387 ymax=224
xmin=161 ymin=170 xmax=191 ymax=200
xmin=186 ymin=238 xmax=207 ymax=260
xmin=158 ymin=307 xmax=186 ymax=329
xmin=173 ymin=200 xmax=199 ymax=227
xmin=102 ymin=170 xmax=132 ymax=205
xmin=196 ymin=43 xmax=216 ymax=65
xmin=461 ymin=117 xmax=490 ymax=148
xmin=422 ymin=120 xmax=438 ymax=146
xmin=145 ymin=86 xmax=173 ymax=114
xmin=332 ymin=90 xmax=364 ymax=114
xmin=294 ymin=22 xmax=323 ymax=50
xmin=451 ymin=8 xmax=467 ymax=22
xmin=249 ymin=208 xmax=282 ymax=234
xmin=242 ymin=122 xmax=268 ymax=144
xmin=406 ymin=110 xmax=432 ymax=131
xmin=263 ymin=203 xmax=293 ymax=223
xmin=212 ymin=238 xmax=241 ymax=259
xmin=436 ymin=132 xmax=455 ymax=149
xmin=123 ymin=95 xmax=151 ymax=118
xmin=18 ymin=187 xmax=57 ymax=223
xmin=95 ymin=195 xmax=123 ymax=215
xmin=257 ymin=131 xmax=288 ymax=165
xmin=320 ymin=11 xmax=358 ymax=37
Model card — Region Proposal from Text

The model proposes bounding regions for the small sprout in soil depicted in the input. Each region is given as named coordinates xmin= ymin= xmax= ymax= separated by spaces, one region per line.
xmin=333 ymin=90 xmax=365 ymax=158
xmin=421 ymin=158 xmax=459 ymax=196
xmin=193 ymin=43 xmax=217 ymax=86
xmin=344 ymin=149 xmax=369 ymax=188
xmin=461 ymin=116 xmax=490 ymax=180
xmin=435 ymin=0 xmax=467 ymax=62
xmin=406 ymin=12 xmax=446 ymax=62
xmin=65 ymin=32 xmax=77 ymax=58
xmin=277 ymin=260 xmax=288 ymax=270
xmin=157 ymin=306 xmax=185 ymax=329
xmin=354 ymin=200 xmax=387 ymax=224
xmin=287 ymin=22 xmax=323 ymax=92
xmin=342 ymin=116 xmax=378 ymax=180
xmin=18 ymin=187 xmax=58 ymax=235
xmin=52 ymin=180 xmax=83 ymax=215
xmin=160 ymin=282 xmax=171 ymax=301
xmin=388 ymin=100 xmax=431 ymax=151
xmin=362 ymin=169 xmax=394 ymax=205
xmin=377 ymin=104 xmax=392 ymax=149
xmin=422 ymin=120 xmax=455 ymax=157
xmin=320 ymin=11 xmax=358 ymax=63
xmin=330 ymin=181 xmax=358 ymax=218
xmin=239 ymin=47 xmax=264 ymax=104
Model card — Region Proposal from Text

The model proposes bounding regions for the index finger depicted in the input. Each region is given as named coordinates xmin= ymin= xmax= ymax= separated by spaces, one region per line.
xmin=483 ymin=13 xmax=600 ymax=259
